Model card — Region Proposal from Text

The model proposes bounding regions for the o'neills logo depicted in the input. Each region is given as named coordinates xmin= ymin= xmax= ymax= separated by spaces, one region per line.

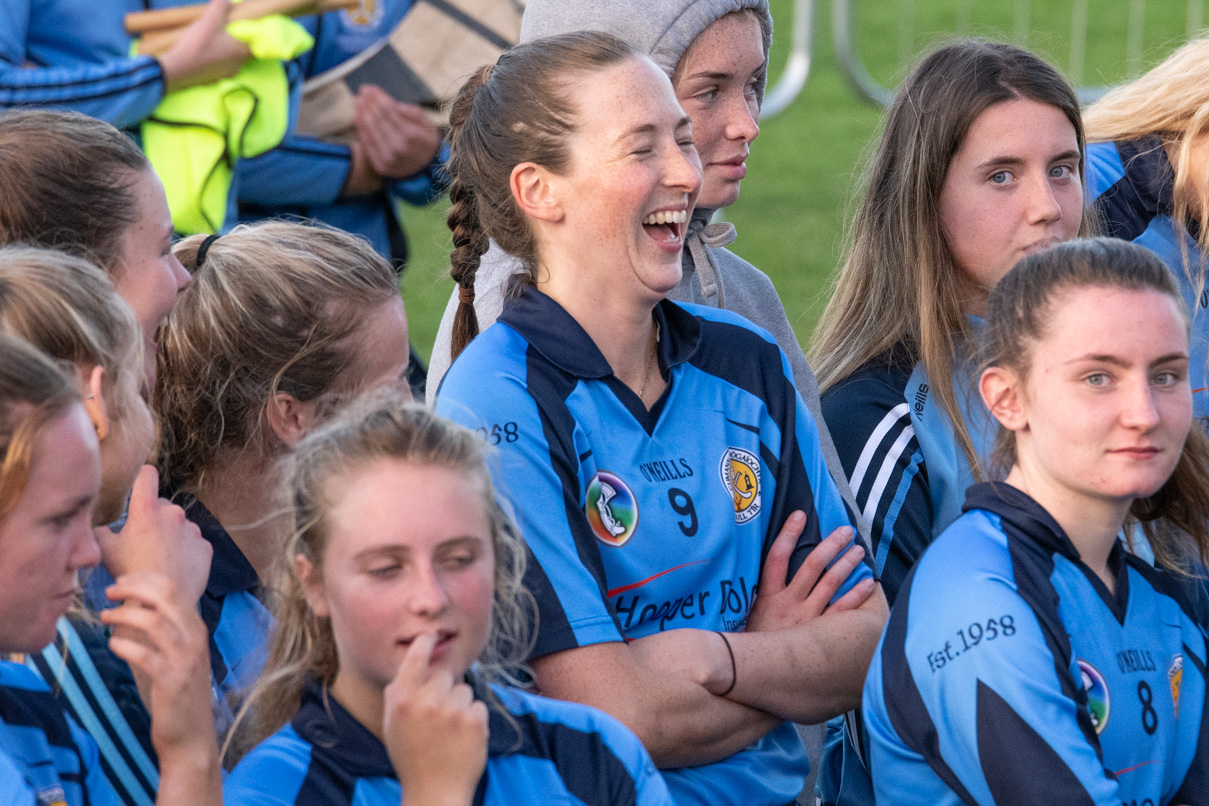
xmin=720 ymin=448 xmax=761 ymax=524
xmin=585 ymin=471 xmax=638 ymax=547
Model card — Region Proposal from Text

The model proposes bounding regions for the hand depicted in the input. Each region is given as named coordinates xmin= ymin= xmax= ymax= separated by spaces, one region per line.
xmin=94 ymin=465 xmax=212 ymax=607
xmin=384 ymin=633 xmax=487 ymax=806
xmin=101 ymin=573 xmax=216 ymax=759
xmin=343 ymin=85 xmax=442 ymax=196
xmin=745 ymin=516 xmax=874 ymax=632
xmin=158 ymin=0 xmax=252 ymax=93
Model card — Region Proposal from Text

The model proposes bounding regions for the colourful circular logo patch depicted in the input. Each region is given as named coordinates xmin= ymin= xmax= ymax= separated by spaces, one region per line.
xmin=1078 ymin=659 xmax=1110 ymax=734
xmin=586 ymin=471 xmax=638 ymax=547
xmin=719 ymin=447 xmax=761 ymax=524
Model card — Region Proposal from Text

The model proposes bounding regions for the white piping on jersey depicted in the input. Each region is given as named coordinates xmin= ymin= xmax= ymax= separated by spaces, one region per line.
xmin=848 ymin=402 xmax=911 ymax=494
xmin=861 ymin=425 xmax=916 ymax=528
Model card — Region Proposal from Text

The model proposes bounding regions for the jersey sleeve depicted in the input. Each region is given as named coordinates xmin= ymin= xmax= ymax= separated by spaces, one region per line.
xmin=865 ymin=515 xmax=1119 ymax=805
xmin=435 ymin=334 xmax=625 ymax=658
xmin=224 ymin=733 xmax=311 ymax=806
xmin=822 ymin=364 xmax=932 ymax=605
xmin=0 ymin=2 xmax=164 ymax=129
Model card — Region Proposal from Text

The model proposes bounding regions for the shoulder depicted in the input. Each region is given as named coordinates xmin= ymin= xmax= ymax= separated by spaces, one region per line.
xmin=490 ymin=686 xmax=666 ymax=803
xmin=436 ymin=321 xmax=533 ymax=416
xmin=1085 ymin=140 xmax=1126 ymax=200
xmin=224 ymin=725 xmax=313 ymax=805
xmin=821 ymin=348 xmax=915 ymax=455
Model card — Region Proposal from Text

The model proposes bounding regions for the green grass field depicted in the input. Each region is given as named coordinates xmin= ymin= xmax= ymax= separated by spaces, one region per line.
xmin=399 ymin=0 xmax=1203 ymax=366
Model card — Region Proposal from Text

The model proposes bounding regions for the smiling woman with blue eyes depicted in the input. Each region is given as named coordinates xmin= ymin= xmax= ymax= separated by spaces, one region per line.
xmin=808 ymin=39 xmax=1092 ymax=806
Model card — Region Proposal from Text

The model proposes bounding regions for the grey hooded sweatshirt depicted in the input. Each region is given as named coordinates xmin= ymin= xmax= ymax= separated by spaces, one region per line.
xmin=426 ymin=0 xmax=866 ymax=543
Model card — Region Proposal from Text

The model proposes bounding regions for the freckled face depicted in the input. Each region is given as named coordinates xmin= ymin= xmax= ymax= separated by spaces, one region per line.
xmin=1007 ymin=286 xmax=1191 ymax=514
xmin=304 ymin=460 xmax=495 ymax=693
xmin=0 ymin=405 xmax=101 ymax=653
xmin=673 ymin=12 xmax=765 ymax=209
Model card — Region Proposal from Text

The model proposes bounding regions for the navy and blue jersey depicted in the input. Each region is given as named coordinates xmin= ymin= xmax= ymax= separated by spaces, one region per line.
xmin=27 ymin=616 xmax=158 ymax=806
xmin=864 ymin=482 xmax=1209 ymax=805
xmin=436 ymin=284 xmax=870 ymax=806
xmin=817 ymin=338 xmax=999 ymax=806
xmin=0 ymin=660 xmax=118 ymax=806
xmin=223 ymin=675 xmax=674 ymax=806
xmin=1086 ymin=137 xmax=1209 ymax=427
xmin=182 ymin=496 xmax=273 ymax=737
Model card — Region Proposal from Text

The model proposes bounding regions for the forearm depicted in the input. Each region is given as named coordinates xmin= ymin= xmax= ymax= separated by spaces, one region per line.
xmin=532 ymin=643 xmax=779 ymax=768
xmin=725 ymin=590 xmax=888 ymax=723
xmin=154 ymin=745 xmax=222 ymax=806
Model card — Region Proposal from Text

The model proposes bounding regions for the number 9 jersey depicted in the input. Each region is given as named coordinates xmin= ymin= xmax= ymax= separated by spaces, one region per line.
xmin=864 ymin=482 xmax=1209 ymax=806
xmin=436 ymin=285 xmax=872 ymax=806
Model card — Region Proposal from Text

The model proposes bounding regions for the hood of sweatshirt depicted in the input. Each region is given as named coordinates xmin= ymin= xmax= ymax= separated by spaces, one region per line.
xmin=519 ymin=0 xmax=773 ymax=104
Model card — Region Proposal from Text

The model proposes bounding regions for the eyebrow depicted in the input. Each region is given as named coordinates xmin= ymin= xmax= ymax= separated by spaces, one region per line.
xmin=352 ymin=535 xmax=484 ymax=562
xmin=1065 ymin=352 xmax=1189 ymax=367
xmin=620 ymin=117 xmax=692 ymax=141
xmin=41 ymin=494 xmax=94 ymax=524
xmin=975 ymin=149 xmax=1081 ymax=171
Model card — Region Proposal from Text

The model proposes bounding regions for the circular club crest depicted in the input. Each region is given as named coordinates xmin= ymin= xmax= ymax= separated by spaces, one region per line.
xmin=719 ymin=447 xmax=761 ymax=524
xmin=1078 ymin=659 xmax=1110 ymax=734
xmin=585 ymin=471 xmax=638 ymax=547
xmin=342 ymin=0 xmax=382 ymax=27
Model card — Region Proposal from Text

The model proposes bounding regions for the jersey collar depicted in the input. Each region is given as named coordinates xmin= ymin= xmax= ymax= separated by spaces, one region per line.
xmin=1116 ymin=135 xmax=1176 ymax=219
xmin=176 ymin=493 xmax=260 ymax=600
xmin=498 ymin=281 xmax=702 ymax=380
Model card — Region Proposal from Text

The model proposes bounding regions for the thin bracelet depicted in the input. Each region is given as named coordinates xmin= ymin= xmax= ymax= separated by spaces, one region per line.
xmin=716 ymin=631 xmax=737 ymax=697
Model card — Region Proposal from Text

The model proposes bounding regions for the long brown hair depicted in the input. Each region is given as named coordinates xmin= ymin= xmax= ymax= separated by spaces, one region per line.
xmin=981 ymin=237 xmax=1209 ymax=571
xmin=445 ymin=32 xmax=638 ymax=360
xmin=811 ymin=39 xmax=1091 ymax=479
xmin=0 ymin=110 xmax=148 ymax=275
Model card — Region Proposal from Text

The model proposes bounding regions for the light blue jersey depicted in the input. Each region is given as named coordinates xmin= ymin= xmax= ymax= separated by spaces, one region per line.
xmin=0 ymin=661 xmax=119 ymax=806
xmin=865 ymin=483 xmax=1209 ymax=805
xmin=224 ymin=675 xmax=674 ymax=806
xmin=436 ymin=285 xmax=870 ymax=806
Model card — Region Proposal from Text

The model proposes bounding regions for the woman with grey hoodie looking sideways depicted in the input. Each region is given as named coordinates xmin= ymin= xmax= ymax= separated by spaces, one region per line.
xmin=428 ymin=0 xmax=865 ymax=540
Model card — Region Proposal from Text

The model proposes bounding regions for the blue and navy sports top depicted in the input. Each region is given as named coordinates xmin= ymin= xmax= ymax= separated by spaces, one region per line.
xmin=0 ymin=660 xmax=118 ymax=806
xmin=864 ymin=483 xmax=1209 ymax=805
xmin=1087 ymin=137 xmax=1209 ymax=427
xmin=182 ymin=496 xmax=273 ymax=737
xmin=436 ymin=285 xmax=870 ymax=806
xmin=223 ymin=676 xmax=674 ymax=806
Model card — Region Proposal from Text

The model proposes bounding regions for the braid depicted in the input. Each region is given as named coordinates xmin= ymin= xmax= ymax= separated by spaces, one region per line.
xmin=447 ymin=65 xmax=492 ymax=362
xmin=447 ymin=173 xmax=488 ymax=361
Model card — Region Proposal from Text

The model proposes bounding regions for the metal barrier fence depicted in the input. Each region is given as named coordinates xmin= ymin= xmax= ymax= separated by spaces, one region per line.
xmin=834 ymin=0 xmax=1206 ymax=107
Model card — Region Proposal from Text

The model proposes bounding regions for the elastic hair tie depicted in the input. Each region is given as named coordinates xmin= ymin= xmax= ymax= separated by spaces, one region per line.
xmin=458 ymin=283 xmax=476 ymax=304
xmin=195 ymin=233 xmax=221 ymax=268
xmin=716 ymin=631 xmax=737 ymax=697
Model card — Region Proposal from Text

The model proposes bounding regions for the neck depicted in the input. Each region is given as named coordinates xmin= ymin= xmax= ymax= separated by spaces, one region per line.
xmin=329 ymin=671 xmax=387 ymax=741
xmin=535 ymin=260 xmax=662 ymax=401
xmin=1004 ymin=462 xmax=1129 ymax=592
xmin=195 ymin=448 xmax=286 ymax=584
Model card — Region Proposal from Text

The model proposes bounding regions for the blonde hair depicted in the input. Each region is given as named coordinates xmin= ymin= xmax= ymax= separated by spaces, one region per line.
xmin=236 ymin=391 xmax=533 ymax=753
xmin=0 ymin=334 xmax=79 ymax=520
xmin=156 ymin=221 xmax=400 ymax=496
xmin=811 ymin=39 xmax=1090 ymax=478
xmin=0 ymin=245 xmax=142 ymax=422
xmin=981 ymin=237 xmax=1209 ymax=572
xmin=1084 ymin=38 xmax=1209 ymax=279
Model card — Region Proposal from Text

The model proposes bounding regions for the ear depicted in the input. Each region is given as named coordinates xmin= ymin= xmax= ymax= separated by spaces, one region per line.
xmin=510 ymin=162 xmax=563 ymax=223
xmin=266 ymin=392 xmax=319 ymax=450
xmin=979 ymin=366 xmax=1028 ymax=432
xmin=80 ymin=364 xmax=110 ymax=442
xmin=295 ymin=553 xmax=330 ymax=618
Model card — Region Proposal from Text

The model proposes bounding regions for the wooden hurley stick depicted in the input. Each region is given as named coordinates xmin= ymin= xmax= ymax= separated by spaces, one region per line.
xmin=131 ymin=0 xmax=358 ymax=54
